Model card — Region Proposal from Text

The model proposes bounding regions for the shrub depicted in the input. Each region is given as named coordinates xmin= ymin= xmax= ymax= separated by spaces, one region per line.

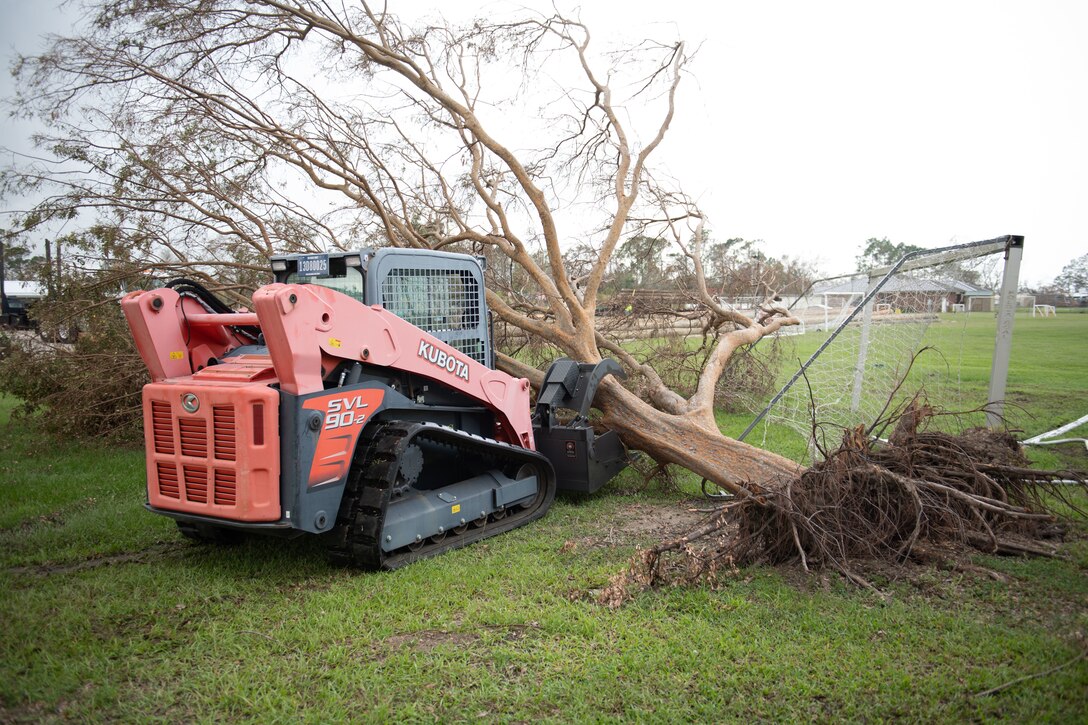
xmin=0 ymin=297 xmax=147 ymax=443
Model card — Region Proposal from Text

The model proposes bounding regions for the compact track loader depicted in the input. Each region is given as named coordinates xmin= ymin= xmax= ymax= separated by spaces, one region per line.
xmin=122 ymin=248 xmax=627 ymax=568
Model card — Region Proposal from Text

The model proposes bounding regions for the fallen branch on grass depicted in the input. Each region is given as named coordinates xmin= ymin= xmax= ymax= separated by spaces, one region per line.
xmin=973 ymin=650 xmax=1087 ymax=698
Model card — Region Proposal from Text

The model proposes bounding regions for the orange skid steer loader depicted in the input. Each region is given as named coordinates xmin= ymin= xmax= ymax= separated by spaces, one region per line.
xmin=122 ymin=248 xmax=627 ymax=568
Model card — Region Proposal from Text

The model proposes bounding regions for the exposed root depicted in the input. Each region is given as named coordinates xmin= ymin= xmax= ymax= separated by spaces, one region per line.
xmin=601 ymin=399 xmax=1086 ymax=607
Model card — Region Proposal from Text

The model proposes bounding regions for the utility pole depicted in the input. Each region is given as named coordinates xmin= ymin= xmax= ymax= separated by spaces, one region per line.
xmin=0 ymin=236 xmax=7 ymax=319
xmin=45 ymin=240 xmax=52 ymax=296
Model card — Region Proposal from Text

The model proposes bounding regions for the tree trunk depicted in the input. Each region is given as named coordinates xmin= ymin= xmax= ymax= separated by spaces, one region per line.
xmin=596 ymin=380 xmax=801 ymax=493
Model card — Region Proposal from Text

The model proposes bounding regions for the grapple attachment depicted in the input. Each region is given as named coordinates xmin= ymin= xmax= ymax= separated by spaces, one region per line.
xmin=532 ymin=358 xmax=629 ymax=494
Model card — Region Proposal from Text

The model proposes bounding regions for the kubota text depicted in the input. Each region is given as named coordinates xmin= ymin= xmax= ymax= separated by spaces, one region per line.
xmin=417 ymin=339 xmax=470 ymax=381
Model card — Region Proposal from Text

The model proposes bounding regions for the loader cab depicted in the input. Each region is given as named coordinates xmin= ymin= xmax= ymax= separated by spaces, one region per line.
xmin=270 ymin=248 xmax=494 ymax=368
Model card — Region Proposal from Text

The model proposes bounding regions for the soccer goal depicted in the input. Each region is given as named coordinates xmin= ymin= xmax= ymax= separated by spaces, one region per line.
xmin=739 ymin=235 xmax=1024 ymax=456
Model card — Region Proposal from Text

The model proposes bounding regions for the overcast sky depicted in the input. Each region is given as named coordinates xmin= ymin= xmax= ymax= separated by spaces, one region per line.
xmin=2 ymin=0 xmax=1085 ymax=286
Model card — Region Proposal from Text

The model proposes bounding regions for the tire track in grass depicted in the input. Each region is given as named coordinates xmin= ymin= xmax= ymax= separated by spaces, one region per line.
xmin=5 ymin=540 xmax=185 ymax=577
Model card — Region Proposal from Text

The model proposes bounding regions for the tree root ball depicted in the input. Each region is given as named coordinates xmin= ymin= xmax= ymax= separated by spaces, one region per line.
xmin=601 ymin=400 xmax=1086 ymax=606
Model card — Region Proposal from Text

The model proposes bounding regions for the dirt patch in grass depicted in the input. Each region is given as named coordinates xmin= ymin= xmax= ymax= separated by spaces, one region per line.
xmin=617 ymin=501 xmax=711 ymax=539
xmin=367 ymin=623 xmax=539 ymax=662
xmin=560 ymin=500 xmax=709 ymax=554
xmin=384 ymin=630 xmax=481 ymax=652
xmin=0 ymin=497 xmax=99 ymax=535
xmin=0 ymin=699 xmax=54 ymax=724
xmin=1035 ymin=440 xmax=1088 ymax=471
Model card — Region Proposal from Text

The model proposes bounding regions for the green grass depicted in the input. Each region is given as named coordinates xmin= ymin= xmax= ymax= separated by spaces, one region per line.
xmin=906 ymin=310 xmax=1088 ymax=436
xmin=2 ymin=312 xmax=1088 ymax=721
xmin=722 ymin=309 xmax=1088 ymax=467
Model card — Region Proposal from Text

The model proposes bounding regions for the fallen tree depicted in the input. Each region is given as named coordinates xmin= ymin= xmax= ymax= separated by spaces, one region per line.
xmin=7 ymin=6 xmax=1080 ymax=597
xmin=3 ymin=1 xmax=802 ymax=489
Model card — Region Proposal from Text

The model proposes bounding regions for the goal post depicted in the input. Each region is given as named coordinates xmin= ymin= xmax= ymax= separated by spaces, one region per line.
xmin=986 ymin=235 xmax=1023 ymax=427
xmin=739 ymin=235 xmax=1024 ymax=448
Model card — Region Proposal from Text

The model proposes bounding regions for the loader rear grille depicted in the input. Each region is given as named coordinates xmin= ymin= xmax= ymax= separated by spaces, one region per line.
xmin=214 ymin=469 xmax=237 ymax=505
xmin=157 ymin=462 xmax=180 ymax=498
xmin=183 ymin=465 xmax=209 ymax=503
xmin=151 ymin=401 xmax=174 ymax=454
xmin=152 ymin=446 xmax=239 ymax=506
xmin=179 ymin=417 xmax=208 ymax=458
xmin=213 ymin=405 xmax=236 ymax=461
xmin=144 ymin=383 xmax=279 ymax=522
xmin=155 ymin=410 xmax=233 ymax=508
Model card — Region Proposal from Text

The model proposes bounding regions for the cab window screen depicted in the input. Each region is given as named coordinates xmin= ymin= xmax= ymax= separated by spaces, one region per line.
xmin=380 ymin=267 xmax=486 ymax=364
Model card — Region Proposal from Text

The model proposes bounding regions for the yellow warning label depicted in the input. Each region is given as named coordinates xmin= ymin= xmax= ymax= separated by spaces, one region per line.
xmin=451 ymin=504 xmax=461 ymax=514
xmin=169 ymin=351 xmax=184 ymax=360
xmin=329 ymin=338 xmax=342 ymax=348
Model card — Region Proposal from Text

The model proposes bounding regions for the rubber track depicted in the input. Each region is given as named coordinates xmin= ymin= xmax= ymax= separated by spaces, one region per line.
xmin=326 ymin=420 xmax=556 ymax=570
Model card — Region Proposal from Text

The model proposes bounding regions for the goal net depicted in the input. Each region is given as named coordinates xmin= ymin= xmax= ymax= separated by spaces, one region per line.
xmin=738 ymin=236 xmax=1023 ymax=460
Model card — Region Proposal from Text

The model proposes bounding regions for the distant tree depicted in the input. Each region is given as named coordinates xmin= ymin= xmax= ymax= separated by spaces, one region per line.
xmin=954 ymin=256 xmax=1002 ymax=290
xmin=856 ymin=237 xmax=925 ymax=272
xmin=700 ymin=238 xmax=816 ymax=299
xmin=699 ymin=237 xmax=745 ymax=290
xmin=1055 ymin=253 xmax=1088 ymax=295
xmin=0 ymin=239 xmax=44 ymax=280
xmin=611 ymin=235 xmax=674 ymax=290
xmin=854 ymin=235 xmax=996 ymax=287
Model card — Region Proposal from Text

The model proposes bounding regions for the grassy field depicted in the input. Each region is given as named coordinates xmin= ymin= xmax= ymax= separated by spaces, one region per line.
xmin=721 ymin=308 xmax=1088 ymax=467
xmin=1 ymin=311 xmax=1087 ymax=721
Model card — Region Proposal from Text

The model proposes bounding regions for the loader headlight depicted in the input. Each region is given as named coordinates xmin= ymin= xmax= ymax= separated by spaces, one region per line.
xmin=270 ymin=259 xmax=288 ymax=272
xmin=181 ymin=393 xmax=200 ymax=413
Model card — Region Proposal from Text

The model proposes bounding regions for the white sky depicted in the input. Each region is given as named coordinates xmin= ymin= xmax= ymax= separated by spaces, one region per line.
xmin=2 ymin=0 xmax=1086 ymax=286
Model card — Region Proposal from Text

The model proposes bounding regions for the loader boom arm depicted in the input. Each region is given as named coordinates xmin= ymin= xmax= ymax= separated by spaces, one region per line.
xmin=122 ymin=282 xmax=536 ymax=450
xmin=121 ymin=287 xmax=256 ymax=380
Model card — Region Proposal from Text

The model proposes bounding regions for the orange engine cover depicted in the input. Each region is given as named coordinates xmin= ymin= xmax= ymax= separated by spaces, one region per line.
xmin=143 ymin=381 xmax=280 ymax=522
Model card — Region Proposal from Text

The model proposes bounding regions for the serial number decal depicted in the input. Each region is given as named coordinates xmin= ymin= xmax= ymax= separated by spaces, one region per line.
xmin=297 ymin=253 xmax=330 ymax=277
xmin=417 ymin=339 xmax=470 ymax=382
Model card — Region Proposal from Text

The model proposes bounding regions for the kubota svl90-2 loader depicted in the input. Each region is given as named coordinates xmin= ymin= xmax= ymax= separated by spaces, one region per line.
xmin=121 ymin=248 xmax=627 ymax=568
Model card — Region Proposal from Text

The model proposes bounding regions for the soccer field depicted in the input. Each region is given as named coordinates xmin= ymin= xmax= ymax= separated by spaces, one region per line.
xmin=718 ymin=309 xmax=1088 ymax=467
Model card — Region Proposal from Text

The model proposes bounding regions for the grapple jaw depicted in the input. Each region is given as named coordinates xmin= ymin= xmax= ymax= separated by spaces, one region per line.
xmin=532 ymin=358 xmax=630 ymax=494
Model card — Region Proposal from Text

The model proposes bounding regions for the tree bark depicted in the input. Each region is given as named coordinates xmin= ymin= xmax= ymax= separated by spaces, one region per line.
xmin=596 ymin=380 xmax=801 ymax=492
